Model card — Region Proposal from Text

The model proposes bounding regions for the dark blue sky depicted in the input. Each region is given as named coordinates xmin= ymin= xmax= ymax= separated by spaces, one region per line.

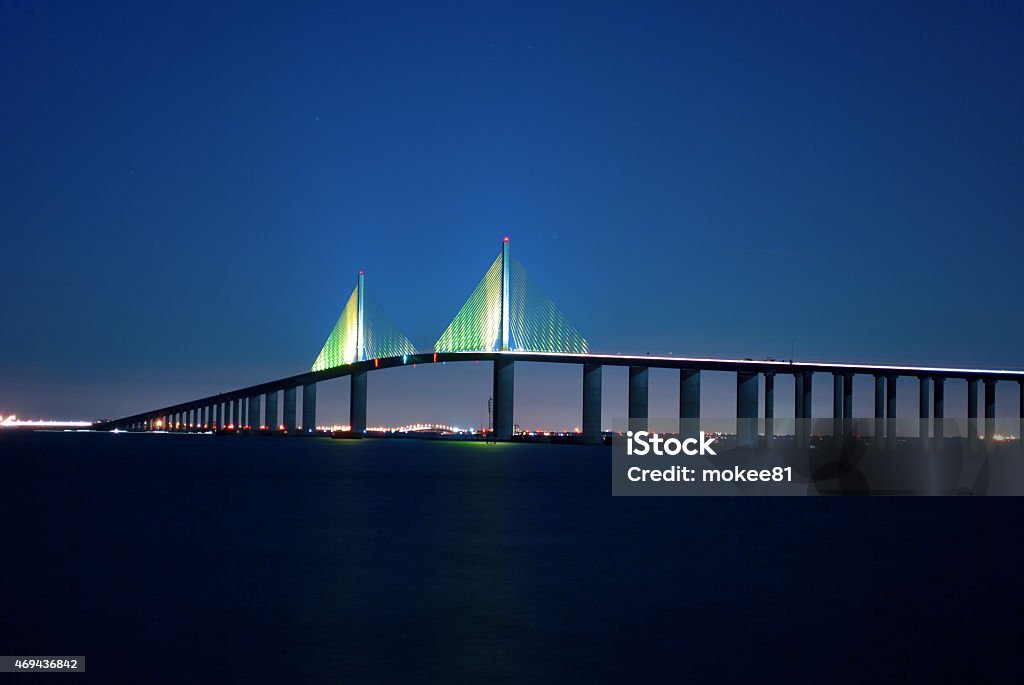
xmin=2 ymin=1 xmax=1022 ymax=428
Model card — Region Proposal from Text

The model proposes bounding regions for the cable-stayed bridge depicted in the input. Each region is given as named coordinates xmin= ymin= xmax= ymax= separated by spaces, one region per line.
xmin=102 ymin=239 xmax=1024 ymax=447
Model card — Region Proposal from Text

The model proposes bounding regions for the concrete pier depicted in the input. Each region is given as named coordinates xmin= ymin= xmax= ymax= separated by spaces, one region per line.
xmin=832 ymin=373 xmax=843 ymax=444
xmin=622 ymin=362 xmax=647 ymax=427
xmin=874 ymin=375 xmax=885 ymax=442
xmin=886 ymin=376 xmax=897 ymax=450
xmin=283 ymin=387 xmax=297 ymax=433
xmin=628 ymin=366 xmax=649 ymax=427
xmin=493 ymin=358 xmax=514 ymax=440
xmin=211 ymin=403 xmax=218 ymax=429
xmin=265 ymin=390 xmax=278 ymax=431
xmin=794 ymin=373 xmax=805 ymax=449
xmin=984 ymin=379 xmax=996 ymax=452
xmin=842 ymin=374 xmax=853 ymax=438
xmin=967 ymin=379 xmax=978 ymax=454
xmin=680 ymin=369 xmax=700 ymax=437
xmin=302 ymin=383 xmax=316 ymax=433
xmin=582 ymin=364 xmax=602 ymax=444
xmin=919 ymin=377 xmax=931 ymax=448
xmin=763 ymin=372 xmax=774 ymax=446
xmin=247 ymin=395 xmax=260 ymax=432
xmin=802 ymin=372 xmax=812 ymax=448
xmin=736 ymin=371 xmax=758 ymax=449
xmin=802 ymin=372 xmax=812 ymax=419
xmin=351 ymin=371 xmax=367 ymax=434
xmin=933 ymin=378 xmax=944 ymax=451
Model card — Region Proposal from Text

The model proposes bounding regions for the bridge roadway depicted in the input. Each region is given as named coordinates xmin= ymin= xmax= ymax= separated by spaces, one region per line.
xmin=101 ymin=351 xmax=1024 ymax=448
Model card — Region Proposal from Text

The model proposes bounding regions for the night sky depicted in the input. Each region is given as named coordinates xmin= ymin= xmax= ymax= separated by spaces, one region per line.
xmin=2 ymin=1 xmax=1022 ymax=429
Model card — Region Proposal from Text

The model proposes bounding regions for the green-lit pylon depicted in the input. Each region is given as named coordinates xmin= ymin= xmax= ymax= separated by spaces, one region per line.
xmin=312 ymin=272 xmax=417 ymax=371
xmin=435 ymin=238 xmax=589 ymax=354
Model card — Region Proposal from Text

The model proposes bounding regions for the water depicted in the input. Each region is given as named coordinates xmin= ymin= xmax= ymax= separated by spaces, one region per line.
xmin=1 ymin=432 xmax=1021 ymax=683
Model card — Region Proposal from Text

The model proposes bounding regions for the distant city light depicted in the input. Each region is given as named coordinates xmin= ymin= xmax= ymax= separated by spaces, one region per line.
xmin=1 ymin=415 xmax=93 ymax=428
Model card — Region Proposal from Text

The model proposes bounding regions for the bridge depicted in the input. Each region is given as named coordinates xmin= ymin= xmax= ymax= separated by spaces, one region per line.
xmin=102 ymin=239 xmax=1024 ymax=448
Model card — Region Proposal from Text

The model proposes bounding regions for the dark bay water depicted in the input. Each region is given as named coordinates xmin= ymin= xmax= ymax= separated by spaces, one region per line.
xmin=1 ymin=431 xmax=1021 ymax=683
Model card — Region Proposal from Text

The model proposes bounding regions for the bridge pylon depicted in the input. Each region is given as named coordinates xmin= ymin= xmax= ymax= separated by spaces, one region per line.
xmin=435 ymin=238 xmax=589 ymax=439
xmin=311 ymin=271 xmax=416 ymax=434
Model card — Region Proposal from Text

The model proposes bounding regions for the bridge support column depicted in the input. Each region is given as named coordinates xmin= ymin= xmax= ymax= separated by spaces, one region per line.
xmin=1019 ymin=381 xmax=1023 ymax=455
xmin=763 ymin=372 xmax=774 ymax=447
xmin=933 ymin=378 xmax=944 ymax=453
xmin=302 ymin=383 xmax=317 ymax=433
xmin=351 ymin=371 xmax=367 ymax=434
xmin=493 ymin=358 xmax=515 ymax=440
xmin=886 ymin=376 xmax=898 ymax=451
xmin=248 ymin=395 xmax=260 ymax=433
xmin=736 ymin=371 xmax=758 ymax=449
xmin=211 ymin=403 xmax=218 ymax=430
xmin=843 ymin=374 xmax=853 ymax=439
xmin=919 ymin=377 xmax=931 ymax=449
xmin=803 ymin=373 xmax=813 ymax=419
xmin=265 ymin=390 xmax=279 ymax=431
xmin=874 ymin=375 xmax=885 ymax=443
xmin=582 ymin=364 xmax=602 ymax=444
xmin=794 ymin=373 xmax=804 ymax=449
xmin=680 ymin=369 xmax=700 ymax=437
xmin=967 ymin=379 xmax=979 ymax=455
xmin=832 ymin=373 xmax=843 ymax=446
xmin=628 ymin=366 xmax=648 ymax=429
xmin=984 ymin=379 xmax=996 ymax=453
xmin=802 ymin=372 xmax=813 ymax=448
xmin=283 ymin=387 xmax=297 ymax=433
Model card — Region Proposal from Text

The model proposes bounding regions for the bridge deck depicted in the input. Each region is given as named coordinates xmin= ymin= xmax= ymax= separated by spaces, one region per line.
xmin=100 ymin=351 xmax=1024 ymax=429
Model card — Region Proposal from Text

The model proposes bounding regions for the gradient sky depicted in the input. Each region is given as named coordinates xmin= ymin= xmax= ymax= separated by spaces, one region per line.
xmin=2 ymin=1 xmax=1022 ymax=428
